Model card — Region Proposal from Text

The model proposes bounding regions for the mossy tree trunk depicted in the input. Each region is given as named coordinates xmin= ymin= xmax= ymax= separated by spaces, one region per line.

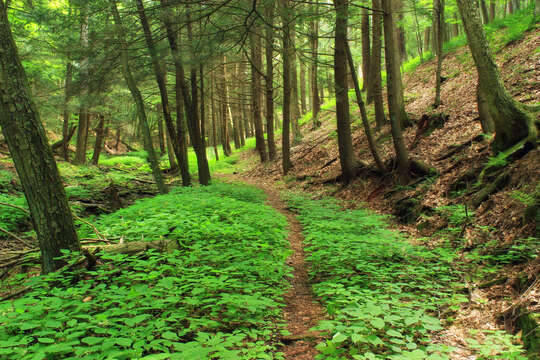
xmin=0 ymin=4 xmax=80 ymax=273
xmin=109 ymin=0 xmax=168 ymax=194
xmin=457 ymin=0 xmax=537 ymax=152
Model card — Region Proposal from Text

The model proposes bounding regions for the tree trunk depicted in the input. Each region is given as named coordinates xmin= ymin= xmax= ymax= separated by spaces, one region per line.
xmin=219 ymin=54 xmax=232 ymax=156
xmin=490 ymin=0 xmax=496 ymax=20
xmin=279 ymin=0 xmax=293 ymax=174
xmin=0 ymin=4 xmax=80 ymax=273
xmin=370 ymin=0 xmax=386 ymax=129
xmin=290 ymin=27 xmax=302 ymax=142
xmin=228 ymin=65 xmax=241 ymax=150
xmin=457 ymin=0 xmax=536 ymax=152
xmin=156 ymin=106 xmax=165 ymax=155
xmin=334 ymin=0 xmax=360 ymax=182
xmin=159 ymin=0 xmax=191 ymax=186
xmin=434 ymin=0 xmax=445 ymax=108
xmin=299 ymin=61 xmax=307 ymax=115
xmin=265 ymin=2 xmax=277 ymax=161
xmin=346 ymin=41 xmax=386 ymax=173
xmin=310 ymin=1 xmax=321 ymax=128
xmin=74 ymin=8 xmax=89 ymax=166
xmin=361 ymin=7 xmax=371 ymax=91
xmin=62 ymin=61 xmax=73 ymax=162
xmin=480 ymin=0 xmax=490 ymax=23
xmin=110 ymin=0 xmax=168 ymax=194
xmin=165 ymin=126 xmax=178 ymax=172
xmin=382 ymin=0 xmax=410 ymax=184
xmin=250 ymin=26 xmax=268 ymax=163
xmin=424 ymin=26 xmax=431 ymax=53
xmin=210 ymin=72 xmax=220 ymax=161
xmin=397 ymin=0 xmax=408 ymax=62
xmin=91 ymin=114 xmax=105 ymax=165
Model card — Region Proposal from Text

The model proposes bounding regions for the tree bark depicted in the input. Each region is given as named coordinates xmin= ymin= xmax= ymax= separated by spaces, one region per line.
xmin=279 ymin=0 xmax=293 ymax=174
xmin=250 ymin=26 xmax=268 ymax=163
xmin=265 ymin=1 xmax=277 ymax=161
xmin=346 ymin=41 xmax=386 ymax=173
xmin=210 ymin=72 xmax=220 ymax=161
xmin=219 ymin=54 xmax=232 ymax=156
xmin=334 ymin=0 xmax=360 ymax=182
xmin=74 ymin=7 xmax=89 ymax=165
xmin=382 ymin=0 xmax=410 ymax=184
xmin=109 ymin=0 xmax=168 ymax=194
xmin=0 ymin=4 xmax=80 ymax=273
xmin=290 ymin=27 xmax=302 ymax=142
xmin=480 ymin=0 xmax=490 ymax=23
xmin=433 ymin=0 xmax=445 ymax=108
xmin=299 ymin=61 xmax=307 ymax=115
xmin=62 ymin=61 xmax=73 ymax=162
xmin=457 ymin=0 xmax=537 ymax=151
xmin=370 ymin=0 xmax=386 ymax=129
xmin=310 ymin=1 xmax=321 ymax=128
xmin=361 ymin=7 xmax=371 ymax=91
xmin=159 ymin=0 xmax=191 ymax=186
xmin=91 ymin=114 xmax=105 ymax=165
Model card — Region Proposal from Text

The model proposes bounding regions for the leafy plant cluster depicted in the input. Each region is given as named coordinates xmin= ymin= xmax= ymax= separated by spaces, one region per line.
xmin=285 ymin=193 xmax=526 ymax=359
xmin=285 ymin=193 xmax=462 ymax=359
xmin=0 ymin=183 xmax=291 ymax=359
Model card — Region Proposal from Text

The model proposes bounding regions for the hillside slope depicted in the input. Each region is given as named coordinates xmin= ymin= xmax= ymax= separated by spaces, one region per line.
xmin=236 ymin=26 xmax=540 ymax=357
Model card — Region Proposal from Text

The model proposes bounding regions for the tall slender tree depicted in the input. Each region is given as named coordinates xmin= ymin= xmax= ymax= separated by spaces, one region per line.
xmin=250 ymin=26 xmax=268 ymax=162
xmin=334 ymin=0 xmax=360 ymax=182
xmin=433 ymin=0 xmax=445 ymax=108
xmin=110 ymin=0 xmax=168 ymax=194
xmin=265 ymin=1 xmax=277 ymax=161
xmin=279 ymin=0 xmax=293 ymax=174
xmin=382 ymin=0 xmax=410 ymax=183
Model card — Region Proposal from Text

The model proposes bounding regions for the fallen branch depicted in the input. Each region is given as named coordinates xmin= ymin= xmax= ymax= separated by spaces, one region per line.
xmin=0 ymin=225 xmax=34 ymax=248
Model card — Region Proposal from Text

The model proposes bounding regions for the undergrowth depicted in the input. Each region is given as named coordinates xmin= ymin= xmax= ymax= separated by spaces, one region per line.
xmin=0 ymin=183 xmax=290 ymax=359
xmin=285 ymin=193 xmax=527 ymax=359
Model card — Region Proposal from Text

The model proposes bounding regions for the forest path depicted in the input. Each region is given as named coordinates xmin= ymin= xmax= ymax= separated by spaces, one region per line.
xmin=219 ymin=175 xmax=326 ymax=360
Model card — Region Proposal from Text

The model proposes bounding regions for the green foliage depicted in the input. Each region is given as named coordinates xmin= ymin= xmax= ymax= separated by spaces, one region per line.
xmin=435 ymin=204 xmax=473 ymax=226
xmin=285 ymin=193 xmax=462 ymax=359
xmin=0 ymin=169 xmax=16 ymax=192
xmin=466 ymin=330 xmax=527 ymax=359
xmin=0 ymin=183 xmax=290 ymax=359
xmin=0 ymin=194 xmax=29 ymax=233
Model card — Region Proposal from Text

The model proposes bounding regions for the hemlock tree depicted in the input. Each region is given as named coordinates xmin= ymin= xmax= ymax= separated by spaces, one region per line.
xmin=0 ymin=4 xmax=80 ymax=273
xmin=109 ymin=0 xmax=168 ymax=194
xmin=457 ymin=0 xmax=537 ymax=152
xmin=279 ymin=0 xmax=293 ymax=174
xmin=382 ymin=0 xmax=410 ymax=184
xmin=334 ymin=0 xmax=360 ymax=182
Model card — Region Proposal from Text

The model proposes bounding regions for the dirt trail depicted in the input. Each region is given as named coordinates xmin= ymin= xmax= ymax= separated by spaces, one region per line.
xmin=223 ymin=175 xmax=326 ymax=359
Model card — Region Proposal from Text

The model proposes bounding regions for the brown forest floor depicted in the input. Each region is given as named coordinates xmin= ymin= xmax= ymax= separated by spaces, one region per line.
xmin=231 ymin=27 xmax=540 ymax=357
